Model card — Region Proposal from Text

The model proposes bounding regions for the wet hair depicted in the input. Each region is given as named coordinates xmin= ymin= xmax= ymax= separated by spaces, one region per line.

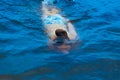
xmin=55 ymin=29 xmax=69 ymax=40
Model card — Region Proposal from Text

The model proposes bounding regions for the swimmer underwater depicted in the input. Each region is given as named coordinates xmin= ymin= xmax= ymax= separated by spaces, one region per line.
xmin=41 ymin=0 xmax=79 ymax=53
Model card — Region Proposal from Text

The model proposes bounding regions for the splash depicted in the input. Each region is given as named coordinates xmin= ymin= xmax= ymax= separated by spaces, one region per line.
xmin=41 ymin=3 xmax=59 ymax=16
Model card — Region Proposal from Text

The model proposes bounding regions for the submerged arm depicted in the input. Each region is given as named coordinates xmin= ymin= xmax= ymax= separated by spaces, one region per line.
xmin=66 ymin=19 xmax=77 ymax=39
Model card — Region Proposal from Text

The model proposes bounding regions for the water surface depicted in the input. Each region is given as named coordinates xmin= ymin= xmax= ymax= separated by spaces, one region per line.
xmin=0 ymin=0 xmax=120 ymax=80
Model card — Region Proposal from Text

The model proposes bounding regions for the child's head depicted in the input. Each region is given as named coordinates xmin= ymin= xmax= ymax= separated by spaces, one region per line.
xmin=55 ymin=29 xmax=69 ymax=40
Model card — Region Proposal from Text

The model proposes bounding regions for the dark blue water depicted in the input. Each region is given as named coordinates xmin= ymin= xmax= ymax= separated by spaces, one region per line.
xmin=0 ymin=0 xmax=120 ymax=80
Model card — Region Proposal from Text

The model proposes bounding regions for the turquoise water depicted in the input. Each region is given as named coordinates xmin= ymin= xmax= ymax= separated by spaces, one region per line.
xmin=0 ymin=0 xmax=120 ymax=80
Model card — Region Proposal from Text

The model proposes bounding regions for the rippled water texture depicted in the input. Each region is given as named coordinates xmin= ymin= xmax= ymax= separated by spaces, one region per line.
xmin=0 ymin=0 xmax=120 ymax=80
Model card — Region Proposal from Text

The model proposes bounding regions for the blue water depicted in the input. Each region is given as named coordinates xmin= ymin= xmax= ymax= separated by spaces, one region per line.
xmin=0 ymin=0 xmax=120 ymax=80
